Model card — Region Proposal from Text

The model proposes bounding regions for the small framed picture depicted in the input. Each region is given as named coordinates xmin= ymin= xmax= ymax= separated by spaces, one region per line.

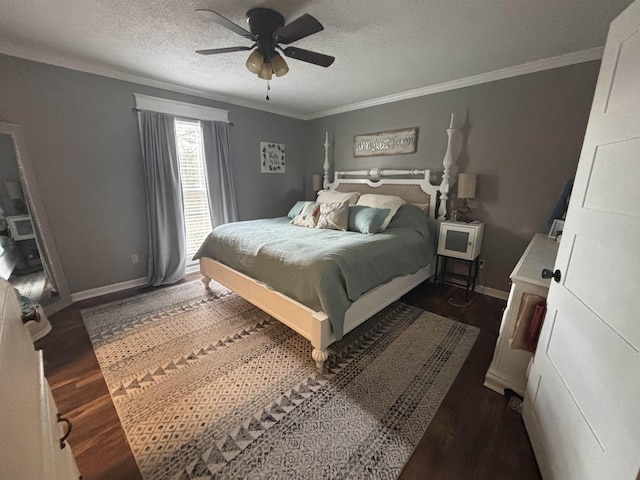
xmin=260 ymin=141 xmax=285 ymax=174
xmin=548 ymin=219 xmax=565 ymax=239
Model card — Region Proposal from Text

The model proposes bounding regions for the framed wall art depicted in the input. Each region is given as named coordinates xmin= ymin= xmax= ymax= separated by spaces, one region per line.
xmin=260 ymin=141 xmax=285 ymax=173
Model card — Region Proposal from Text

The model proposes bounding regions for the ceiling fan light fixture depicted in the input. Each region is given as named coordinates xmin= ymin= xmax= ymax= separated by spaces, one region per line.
xmin=258 ymin=61 xmax=273 ymax=80
xmin=271 ymin=53 xmax=289 ymax=77
xmin=245 ymin=49 xmax=263 ymax=74
xmin=198 ymin=7 xmax=334 ymax=91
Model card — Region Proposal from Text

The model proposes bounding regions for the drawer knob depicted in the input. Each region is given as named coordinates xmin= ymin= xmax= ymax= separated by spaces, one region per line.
xmin=541 ymin=268 xmax=561 ymax=283
xmin=57 ymin=413 xmax=73 ymax=450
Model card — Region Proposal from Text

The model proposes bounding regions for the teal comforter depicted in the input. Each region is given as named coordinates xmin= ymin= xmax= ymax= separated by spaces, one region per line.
xmin=193 ymin=205 xmax=434 ymax=339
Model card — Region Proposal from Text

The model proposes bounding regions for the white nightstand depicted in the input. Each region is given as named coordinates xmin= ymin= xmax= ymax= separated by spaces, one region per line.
xmin=435 ymin=221 xmax=485 ymax=298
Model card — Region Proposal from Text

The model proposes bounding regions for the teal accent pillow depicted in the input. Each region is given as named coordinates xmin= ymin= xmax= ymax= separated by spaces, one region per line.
xmin=287 ymin=201 xmax=308 ymax=219
xmin=348 ymin=205 xmax=391 ymax=234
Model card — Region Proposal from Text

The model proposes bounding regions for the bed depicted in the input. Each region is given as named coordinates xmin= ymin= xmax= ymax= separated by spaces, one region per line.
xmin=196 ymin=127 xmax=455 ymax=369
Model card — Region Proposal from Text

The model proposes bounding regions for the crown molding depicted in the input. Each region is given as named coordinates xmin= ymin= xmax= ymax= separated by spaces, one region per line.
xmin=307 ymin=47 xmax=604 ymax=119
xmin=2 ymin=46 xmax=603 ymax=122
xmin=0 ymin=48 xmax=307 ymax=120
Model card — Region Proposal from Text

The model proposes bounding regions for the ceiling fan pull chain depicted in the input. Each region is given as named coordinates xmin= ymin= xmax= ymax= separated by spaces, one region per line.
xmin=266 ymin=81 xmax=270 ymax=101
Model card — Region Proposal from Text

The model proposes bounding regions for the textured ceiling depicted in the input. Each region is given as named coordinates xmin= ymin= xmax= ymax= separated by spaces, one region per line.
xmin=0 ymin=0 xmax=632 ymax=119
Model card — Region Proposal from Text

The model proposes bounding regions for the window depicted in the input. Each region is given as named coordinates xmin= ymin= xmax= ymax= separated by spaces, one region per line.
xmin=174 ymin=119 xmax=212 ymax=260
xmin=134 ymin=94 xmax=229 ymax=263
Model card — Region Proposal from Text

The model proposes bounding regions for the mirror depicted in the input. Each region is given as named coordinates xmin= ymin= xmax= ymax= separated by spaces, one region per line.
xmin=0 ymin=122 xmax=71 ymax=315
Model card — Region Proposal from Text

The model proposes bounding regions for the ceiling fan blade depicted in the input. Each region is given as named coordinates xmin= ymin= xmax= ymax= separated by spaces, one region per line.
xmin=196 ymin=8 xmax=255 ymax=41
xmin=282 ymin=46 xmax=335 ymax=67
xmin=196 ymin=46 xmax=254 ymax=55
xmin=274 ymin=14 xmax=324 ymax=44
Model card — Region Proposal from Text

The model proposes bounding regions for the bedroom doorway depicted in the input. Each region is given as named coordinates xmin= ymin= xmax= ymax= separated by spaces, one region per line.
xmin=0 ymin=122 xmax=71 ymax=315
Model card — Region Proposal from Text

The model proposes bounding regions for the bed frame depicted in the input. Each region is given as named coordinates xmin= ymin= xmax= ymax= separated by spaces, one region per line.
xmin=200 ymin=121 xmax=456 ymax=369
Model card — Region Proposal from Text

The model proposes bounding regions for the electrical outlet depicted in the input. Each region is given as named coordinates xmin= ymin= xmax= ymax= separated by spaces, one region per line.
xmin=130 ymin=253 xmax=139 ymax=264
xmin=478 ymin=259 xmax=485 ymax=269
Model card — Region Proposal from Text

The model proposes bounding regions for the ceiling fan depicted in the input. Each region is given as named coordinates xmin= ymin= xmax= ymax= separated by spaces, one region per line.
xmin=196 ymin=7 xmax=335 ymax=82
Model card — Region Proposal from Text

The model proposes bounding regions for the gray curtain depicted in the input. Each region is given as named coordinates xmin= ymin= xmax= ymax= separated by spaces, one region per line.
xmin=138 ymin=111 xmax=186 ymax=286
xmin=203 ymin=121 xmax=238 ymax=226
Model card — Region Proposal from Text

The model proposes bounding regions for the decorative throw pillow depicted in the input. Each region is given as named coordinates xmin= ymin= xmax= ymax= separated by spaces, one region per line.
xmin=316 ymin=190 xmax=360 ymax=205
xmin=316 ymin=201 xmax=349 ymax=231
xmin=356 ymin=194 xmax=406 ymax=231
xmin=287 ymin=201 xmax=307 ymax=219
xmin=347 ymin=205 xmax=390 ymax=234
xmin=290 ymin=202 xmax=321 ymax=228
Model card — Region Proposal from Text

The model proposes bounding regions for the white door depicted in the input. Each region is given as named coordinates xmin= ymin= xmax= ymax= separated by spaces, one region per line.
xmin=522 ymin=2 xmax=640 ymax=479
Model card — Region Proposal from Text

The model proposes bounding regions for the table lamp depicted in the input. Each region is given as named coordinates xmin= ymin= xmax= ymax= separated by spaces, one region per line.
xmin=457 ymin=173 xmax=477 ymax=222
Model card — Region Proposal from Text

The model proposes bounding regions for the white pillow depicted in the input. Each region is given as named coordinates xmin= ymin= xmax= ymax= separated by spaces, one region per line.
xmin=356 ymin=194 xmax=406 ymax=231
xmin=316 ymin=201 xmax=349 ymax=231
xmin=316 ymin=190 xmax=360 ymax=205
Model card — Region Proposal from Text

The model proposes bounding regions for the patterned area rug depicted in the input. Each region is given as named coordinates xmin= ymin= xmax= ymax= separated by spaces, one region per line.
xmin=82 ymin=280 xmax=479 ymax=480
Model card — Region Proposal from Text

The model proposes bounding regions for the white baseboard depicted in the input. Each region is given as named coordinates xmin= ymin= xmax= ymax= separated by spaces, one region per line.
xmin=444 ymin=280 xmax=509 ymax=301
xmin=71 ymin=277 xmax=149 ymax=302
xmin=70 ymin=265 xmax=202 ymax=302
xmin=476 ymin=285 xmax=510 ymax=300
xmin=70 ymin=268 xmax=505 ymax=304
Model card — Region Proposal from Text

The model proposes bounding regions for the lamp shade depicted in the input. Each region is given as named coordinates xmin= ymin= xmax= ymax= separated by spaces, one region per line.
xmin=258 ymin=61 xmax=273 ymax=80
xmin=245 ymin=50 xmax=263 ymax=74
xmin=312 ymin=174 xmax=322 ymax=192
xmin=271 ymin=53 xmax=289 ymax=77
xmin=457 ymin=173 xmax=477 ymax=199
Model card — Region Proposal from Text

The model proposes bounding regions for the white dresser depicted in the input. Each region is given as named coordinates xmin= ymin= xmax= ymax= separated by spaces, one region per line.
xmin=0 ymin=278 xmax=80 ymax=479
xmin=484 ymin=234 xmax=559 ymax=397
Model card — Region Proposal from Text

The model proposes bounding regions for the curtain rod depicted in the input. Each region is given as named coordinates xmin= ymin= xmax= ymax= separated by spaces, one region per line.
xmin=131 ymin=107 xmax=234 ymax=126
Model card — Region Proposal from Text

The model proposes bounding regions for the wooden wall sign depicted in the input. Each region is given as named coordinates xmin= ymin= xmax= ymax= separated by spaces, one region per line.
xmin=353 ymin=127 xmax=418 ymax=157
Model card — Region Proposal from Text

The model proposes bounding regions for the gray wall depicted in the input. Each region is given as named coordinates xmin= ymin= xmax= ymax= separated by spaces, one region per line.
xmin=0 ymin=52 xmax=598 ymax=294
xmin=0 ymin=54 xmax=309 ymax=293
xmin=308 ymin=61 xmax=600 ymax=291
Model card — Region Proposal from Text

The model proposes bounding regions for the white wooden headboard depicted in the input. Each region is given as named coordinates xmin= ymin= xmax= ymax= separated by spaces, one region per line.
xmin=328 ymin=169 xmax=441 ymax=220
xmin=321 ymin=115 xmax=456 ymax=221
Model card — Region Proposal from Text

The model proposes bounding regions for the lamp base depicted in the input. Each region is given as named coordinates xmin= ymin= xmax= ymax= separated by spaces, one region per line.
xmin=458 ymin=198 xmax=472 ymax=222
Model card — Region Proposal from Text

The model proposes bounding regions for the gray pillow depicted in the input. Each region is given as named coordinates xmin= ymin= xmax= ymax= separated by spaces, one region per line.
xmin=348 ymin=205 xmax=390 ymax=234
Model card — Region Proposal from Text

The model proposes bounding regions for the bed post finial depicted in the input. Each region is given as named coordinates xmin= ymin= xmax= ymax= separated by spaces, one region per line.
xmin=438 ymin=114 xmax=456 ymax=221
xmin=323 ymin=131 xmax=330 ymax=189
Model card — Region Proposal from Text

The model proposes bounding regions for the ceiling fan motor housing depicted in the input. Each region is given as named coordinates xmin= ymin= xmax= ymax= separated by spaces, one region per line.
xmin=246 ymin=8 xmax=284 ymax=62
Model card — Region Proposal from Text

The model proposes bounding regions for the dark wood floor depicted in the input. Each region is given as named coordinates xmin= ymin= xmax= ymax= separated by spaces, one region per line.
xmin=36 ymin=278 xmax=541 ymax=480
